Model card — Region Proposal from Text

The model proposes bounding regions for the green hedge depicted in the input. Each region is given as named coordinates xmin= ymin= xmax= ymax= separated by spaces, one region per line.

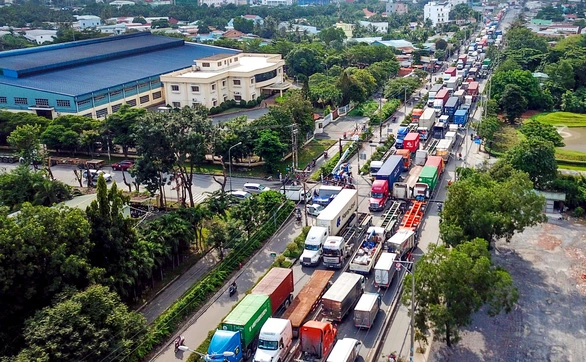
xmin=360 ymin=135 xmax=396 ymax=175
xmin=126 ymin=201 xmax=294 ymax=362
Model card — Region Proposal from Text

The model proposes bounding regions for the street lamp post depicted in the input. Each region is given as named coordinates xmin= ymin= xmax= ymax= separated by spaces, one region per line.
xmin=228 ymin=142 xmax=242 ymax=192
xmin=396 ymin=259 xmax=416 ymax=362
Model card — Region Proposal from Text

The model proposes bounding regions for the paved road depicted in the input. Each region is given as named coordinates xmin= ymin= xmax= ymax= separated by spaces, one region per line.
xmin=210 ymin=107 xmax=270 ymax=124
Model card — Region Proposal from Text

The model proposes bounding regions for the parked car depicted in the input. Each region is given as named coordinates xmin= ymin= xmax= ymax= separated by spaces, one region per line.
xmin=111 ymin=160 xmax=134 ymax=171
xmin=243 ymin=183 xmax=271 ymax=194
xmin=228 ymin=190 xmax=252 ymax=202
xmin=83 ymin=169 xmax=112 ymax=182
xmin=307 ymin=204 xmax=324 ymax=216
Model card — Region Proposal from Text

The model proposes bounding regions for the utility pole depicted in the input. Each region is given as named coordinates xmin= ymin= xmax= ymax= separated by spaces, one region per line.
xmin=291 ymin=125 xmax=298 ymax=173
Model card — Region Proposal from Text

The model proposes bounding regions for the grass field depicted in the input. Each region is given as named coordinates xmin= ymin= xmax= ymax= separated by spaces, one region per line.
xmin=532 ymin=112 xmax=586 ymax=127
xmin=555 ymin=148 xmax=586 ymax=162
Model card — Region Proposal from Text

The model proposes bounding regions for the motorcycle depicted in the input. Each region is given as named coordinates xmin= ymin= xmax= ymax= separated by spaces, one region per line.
xmin=229 ymin=283 xmax=237 ymax=297
xmin=265 ymin=175 xmax=273 ymax=181
xmin=437 ymin=203 xmax=443 ymax=212
xmin=174 ymin=335 xmax=185 ymax=353
xmin=295 ymin=208 xmax=302 ymax=222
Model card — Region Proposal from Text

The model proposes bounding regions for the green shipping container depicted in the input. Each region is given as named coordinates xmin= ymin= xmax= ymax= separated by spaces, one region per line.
xmin=222 ymin=294 xmax=272 ymax=348
xmin=418 ymin=166 xmax=439 ymax=192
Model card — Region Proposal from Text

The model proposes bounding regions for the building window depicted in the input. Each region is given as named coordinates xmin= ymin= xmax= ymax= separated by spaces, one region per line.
xmin=14 ymin=97 xmax=28 ymax=105
xmin=110 ymin=90 xmax=122 ymax=97
xmin=233 ymin=79 xmax=241 ymax=86
xmin=192 ymin=102 xmax=201 ymax=107
xmin=127 ymin=99 xmax=137 ymax=107
xmin=250 ymin=78 xmax=255 ymax=85
xmin=96 ymin=108 xmax=108 ymax=118
xmin=56 ymin=99 xmax=71 ymax=107
xmin=152 ymin=91 xmax=162 ymax=99
xmin=171 ymin=85 xmax=180 ymax=92
xmin=124 ymin=86 xmax=135 ymax=93
xmin=0 ymin=96 xmax=7 ymax=104
xmin=234 ymin=57 xmax=238 ymax=62
xmin=112 ymin=103 xmax=122 ymax=113
xmin=217 ymin=62 xmax=221 ymax=67
xmin=223 ymin=95 xmax=228 ymax=102
xmin=191 ymin=85 xmax=200 ymax=92
xmin=172 ymin=102 xmax=181 ymax=108
xmin=252 ymin=93 xmax=256 ymax=99
xmin=254 ymin=69 xmax=278 ymax=83
xmin=150 ymin=79 xmax=160 ymax=85
xmin=78 ymin=99 xmax=91 ymax=106
xmin=212 ymin=99 xmax=217 ymax=107
xmin=222 ymin=80 xmax=226 ymax=87
xmin=202 ymin=62 xmax=210 ymax=67
xmin=235 ymin=95 xmax=242 ymax=101
xmin=94 ymin=94 xmax=106 ymax=102
xmin=211 ymin=84 xmax=216 ymax=91
xmin=82 ymin=113 xmax=92 ymax=118
xmin=138 ymin=82 xmax=149 ymax=89
xmin=35 ymin=98 xmax=49 ymax=106
xmin=140 ymin=95 xmax=150 ymax=104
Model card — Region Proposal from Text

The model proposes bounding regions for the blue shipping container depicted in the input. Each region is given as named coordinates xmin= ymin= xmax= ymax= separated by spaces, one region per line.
xmin=375 ymin=155 xmax=403 ymax=188
xmin=454 ymin=109 xmax=469 ymax=125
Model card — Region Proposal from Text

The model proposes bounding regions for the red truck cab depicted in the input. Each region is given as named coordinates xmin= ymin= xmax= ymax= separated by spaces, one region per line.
xmin=300 ymin=321 xmax=337 ymax=360
xmin=395 ymin=149 xmax=411 ymax=171
xmin=411 ymin=108 xmax=423 ymax=122
xmin=369 ymin=179 xmax=389 ymax=212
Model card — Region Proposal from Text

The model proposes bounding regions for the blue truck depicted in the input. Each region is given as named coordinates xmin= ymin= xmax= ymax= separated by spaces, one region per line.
xmin=312 ymin=185 xmax=343 ymax=206
xmin=454 ymin=109 xmax=469 ymax=126
xmin=375 ymin=155 xmax=403 ymax=195
xmin=443 ymin=96 xmax=461 ymax=119
xmin=395 ymin=126 xmax=410 ymax=149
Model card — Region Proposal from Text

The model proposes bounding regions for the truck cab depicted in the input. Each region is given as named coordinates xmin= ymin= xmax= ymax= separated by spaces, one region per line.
xmin=254 ymin=318 xmax=293 ymax=362
xmin=300 ymin=321 xmax=337 ymax=360
xmin=323 ymin=236 xmax=350 ymax=269
xmin=300 ymin=226 xmax=328 ymax=266
xmin=205 ymin=330 xmax=243 ymax=362
xmin=369 ymin=160 xmax=384 ymax=178
xmin=326 ymin=338 xmax=362 ymax=362
xmin=433 ymin=99 xmax=444 ymax=116
xmin=369 ymin=179 xmax=389 ymax=212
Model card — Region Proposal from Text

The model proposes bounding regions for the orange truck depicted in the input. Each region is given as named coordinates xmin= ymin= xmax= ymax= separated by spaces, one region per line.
xmin=285 ymin=321 xmax=337 ymax=362
xmin=395 ymin=149 xmax=412 ymax=171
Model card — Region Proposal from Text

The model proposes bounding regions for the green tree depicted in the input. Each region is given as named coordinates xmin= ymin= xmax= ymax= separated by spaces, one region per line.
xmin=7 ymin=124 xmax=44 ymax=166
xmin=491 ymin=69 xmax=542 ymax=109
xmin=285 ymin=46 xmax=324 ymax=78
xmin=0 ymin=166 xmax=70 ymax=210
xmin=476 ymin=116 xmax=501 ymax=148
xmin=255 ymin=130 xmax=287 ymax=173
xmin=16 ymin=285 xmax=147 ymax=362
xmin=318 ymin=26 xmax=346 ymax=45
xmin=500 ymin=84 xmax=528 ymax=124
xmin=233 ymin=16 xmax=254 ymax=34
xmin=440 ymin=166 xmax=546 ymax=245
xmin=544 ymin=59 xmax=575 ymax=91
xmin=435 ymin=38 xmax=448 ymax=50
xmin=504 ymin=138 xmax=558 ymax=189
xmin=403 ymin=239 xmax=518 ymax=347
xmin=106 ymin=104 xmax=146 ymax=158
xmin=151 ymin=19 xmax=170 ymax=29
xmin=0 ymin=204 xmax=94 ymax=355
xmin=520 ymin=119 xmax=564 ymax=147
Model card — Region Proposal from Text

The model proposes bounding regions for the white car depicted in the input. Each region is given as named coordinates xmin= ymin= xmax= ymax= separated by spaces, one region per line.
xmin=307 ymin=204 xmax=324 ymax=217
xmin=242 ymin=183 xmax=271 ymax=194
xmin=228 ymin=190 xmax=252 ymax=202
xmin=83 ymin=169 xmax=112 ymax=182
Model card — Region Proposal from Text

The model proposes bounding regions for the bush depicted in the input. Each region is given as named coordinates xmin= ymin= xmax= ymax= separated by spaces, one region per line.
xmin=247 ymin=100 xmax=257 ymax=108
xmin=273 ymin=254 xmax=286 ymax=267
xmin=573 ymin=206 xmax=585 ymax=218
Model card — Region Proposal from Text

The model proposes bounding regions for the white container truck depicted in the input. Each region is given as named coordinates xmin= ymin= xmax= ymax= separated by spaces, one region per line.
xmin=254 ymin=318 xmax=293 ymax=362
xmin=419 ymin=108 xmax=436 ymax=131
xmin=374 ymin=252 xmax=398 ymax=288
xmin=433 ymin=99 xmax=444 ymax=116
xmin=300 ymin=226 xmax=328 ymax=266
xmin=353 ymin=293 xmax=381 ymax=329
xmin=326 ymin=338 xmax=362 ymax=362
xmin=369 ymin=160 xmax=384 ymax=178
xmin=316 ymin=189 xmax=358 ymax=236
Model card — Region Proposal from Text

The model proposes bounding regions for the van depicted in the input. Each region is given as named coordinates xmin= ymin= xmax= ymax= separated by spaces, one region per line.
xmin=326 ymin=338 xmax=362 ymax=362
xmin=254 ymin=318 xmax=293 ymax=362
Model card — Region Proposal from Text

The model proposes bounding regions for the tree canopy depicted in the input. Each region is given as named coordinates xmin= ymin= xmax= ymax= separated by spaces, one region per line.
xmin=504 ymin=138 xmax=558 ymax=190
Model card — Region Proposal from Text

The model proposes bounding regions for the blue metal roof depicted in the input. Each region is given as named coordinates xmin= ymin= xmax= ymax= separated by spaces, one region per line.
xmin=0 ymin=33 xmax=240 ymax=97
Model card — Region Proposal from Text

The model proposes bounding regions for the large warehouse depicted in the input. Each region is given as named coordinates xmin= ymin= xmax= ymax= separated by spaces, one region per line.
xmin=0 ymin=32 xmax=239 ymax=119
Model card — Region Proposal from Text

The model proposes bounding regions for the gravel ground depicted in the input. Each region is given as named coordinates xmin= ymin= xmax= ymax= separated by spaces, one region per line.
xmin=429 ymin=217 xmax=586 ymax=362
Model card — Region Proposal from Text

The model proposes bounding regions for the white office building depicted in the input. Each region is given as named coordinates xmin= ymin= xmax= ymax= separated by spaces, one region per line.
xmin=424 ymin=2 xmax=452 ymax=26
xmin=262 ymin=0 xmax=293 ymax=5
xmin=161 ymin=53 xmax=291 ymax=109
xmin=76 ymin=15 xmax=102 ymax=29
xmin=199 ymin=0 xmax=238 ymax=6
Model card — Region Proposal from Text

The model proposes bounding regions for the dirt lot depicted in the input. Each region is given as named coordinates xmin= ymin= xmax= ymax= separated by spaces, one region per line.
xmin=429 ymin=217 xmax=586 ymax=362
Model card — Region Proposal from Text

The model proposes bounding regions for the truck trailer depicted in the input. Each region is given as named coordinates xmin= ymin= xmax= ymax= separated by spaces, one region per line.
xmin=326 ymin=338 xmax=361 ymax=362
xmin=251 ymin=267 xmax=294 ymax=315
xmin=372 ymin=155 xmax=403 ymax=210
xmin=321 ymin=272 xmax=364 ymax=321
xmin=353 ymin=293 xmax=381 ymax=329
xmin=349 ymin=226 xmax=386 ymax=274
xmin=316 ymin=189 xmax=358 ymax=236
xmin=374 ymin=252 xmax=399 ymax=288
xmin=454 ymin=109 xmax=469 ymax=126
xmin=392 ymin=165 xmax=423 ymax=200
xmin=413 ymin=165 xmax=439 ymax=199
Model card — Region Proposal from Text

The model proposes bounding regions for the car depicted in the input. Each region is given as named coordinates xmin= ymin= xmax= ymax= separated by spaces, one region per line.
xmin=242 ymin=183 xmax=271 ymax=194
xmin=307 ymin=204 xmax=324 ymax=217
xmin=228 ymin=190 xmax=252 ymax=202
xmin=111 ymin=160 xmax=134 ymax=171
xmin=83 ymin=169 xmax=112 ymax=182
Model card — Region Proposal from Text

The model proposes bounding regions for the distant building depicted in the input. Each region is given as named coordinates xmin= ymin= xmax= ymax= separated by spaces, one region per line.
xmin=297 ymin=0 xmax=330 ymax=4
xmin=277 ymin=22 xmax=319 ymax=35
xmin=109 ymin=0 xmax=135 ymax=7
xmin=424 ymin=2 xmax=452 ymax=26
xmin=76 ymin=15 xmax=102 ymax=29
xmin=226 ymin=15 xmax=264 ymax=29
xmin=335 ymin=22 xmax=355 ymax=38
xmin=97 ymin=24 xmax=127 ymax=34
xmin=447 ymin=0 xmax=467 ymax=6
xmin=262 ymin=0 xmax=293 ymax=5
xmin=358 ymin=21 xmax=389 ymax=33
xmin=199 ymin=0 xmax=238 ymax=6
xmin=24 ymin=30 xmax=57 ymax=44
xmin=387 ymin=1 xmax=408 ymax=15
xmin=222 ymin=29 xmax=246 ymax=39
xmin=161 ymin=53 xmax=290 ymax=109
xmin=373 ymin=39 xmax=415 ymax=53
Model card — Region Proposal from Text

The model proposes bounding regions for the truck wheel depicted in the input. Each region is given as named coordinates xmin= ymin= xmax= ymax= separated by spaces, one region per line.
xmin=246 ymin=349 xmax=252 ymax=360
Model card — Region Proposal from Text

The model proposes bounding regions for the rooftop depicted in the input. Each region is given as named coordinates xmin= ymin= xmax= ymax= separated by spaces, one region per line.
xmin=176 ymin=54 xmax=281 ymax=80
xmin=200 ymin=53 xmax=234 ymax=61
xmin=0 ymin=33 xmax=239 ymax=97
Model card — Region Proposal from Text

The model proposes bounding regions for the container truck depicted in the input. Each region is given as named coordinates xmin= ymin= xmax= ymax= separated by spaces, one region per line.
xmin=432 ymin=121 xmax=448 ymax=139
xmin=254 ymin=318 xmax=293 ymax=362
xmin=349 ymin=226 xmax=386 ymax=274
xmin=427 ymin=84 xmax=444 ymax=107
xmin=395 ymin=126 xmax=410 ymax=149
xmin=435 ymin=138 xmax=454 ymax=162
xmin=251 ymin=267 xmax=294 ymax=315
xmin=454 ymin=109 xmax=469 ymax=126
xmin=386 ymin=228 xmax=417 ymax=259
xmin=433 ymin=99 xmax=444 ymax=116
xmin=444 ymin=67 xmax=457 ymax=77
xmin=372 ymin=155 xmax=402 ymax=209
xmin=467 ymin=81 xmax=479 ymax=97
xmin=425 ymin=156 xmax=444 ymax=176
xmin=280 ymin=185 xmax=312 ymax=203
xmin=395 ymin=149 xmax=411 ymax=171
xmin=290 ymin=321 xmax=337 ymax=362
xmin=316 ymin=189 xmax=358 ymax=236
xmin=374 ymin=252 xmax=398 ymax=288
xmin=392 ymin=165 xmax=423 ymax=200
xmin=418 ymin=108 xmax=436 ymax=135
xmin=369 ymin=160 xmax=384 ymax=177
xmin=444 ymin=96 xmax=461 ymax=118
xmin=282 ymin=270 xmax=334 ymax=337
xmin=369 ymin=179 xmax=389 ymax=212
xmin=312 ymin=186 xmax=343 ymax=206
xmin=434 ymin=89 xmax=449 ymax=115
xmin=453 ymin=89 xmax=466 ymax=102
xmin=413 ymin=165 xmax=439 ymax=199
xmin=446 ymin=77 xmax=458 ymax=92
xmin=403 ymin=133 xmax=420 ymax=154
xmin=326 ymin=338 xmax=362 ymax=362
xmin=353 ymin=293 xmax=381 ymax=329
xmin=322 ymin=236 xmax=351 ymax=269
xmin=300 ymin=226 xmax=328 ymax=266
xmin=322 ymin=272 xmax=365 ymax=321
xmin=411 ymin=108 xmax=423 ymax=122
xmin=208 ymin=294 xmax=272 ymax=361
